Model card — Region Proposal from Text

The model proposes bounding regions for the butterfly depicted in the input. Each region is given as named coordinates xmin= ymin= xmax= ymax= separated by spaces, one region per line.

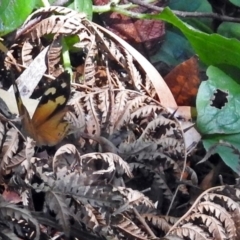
xmin=12 ymin=71 xmax=71 ymax=146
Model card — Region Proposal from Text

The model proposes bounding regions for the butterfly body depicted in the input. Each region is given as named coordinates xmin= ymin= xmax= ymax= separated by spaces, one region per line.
xmin=13 ymin=72 xmax=71 ymax=146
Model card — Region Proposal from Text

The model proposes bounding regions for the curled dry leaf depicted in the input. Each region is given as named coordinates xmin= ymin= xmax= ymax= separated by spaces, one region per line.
xmin=53 ymin=144 xmax=81 ymax=172
xmin=69 ymin=88 xmax=185 ymax=170
xmin=117 ymin=187 xmax=154 ymax=209
xmin=1 ymin=128 xmax=20 ymax=171
xmin=112 ymin=213 xmax=150 ymax=240
xmin=167 ymin=185 xmax=240 ymax=240
xmin=81 ymin=152 xmax=133 ymax=178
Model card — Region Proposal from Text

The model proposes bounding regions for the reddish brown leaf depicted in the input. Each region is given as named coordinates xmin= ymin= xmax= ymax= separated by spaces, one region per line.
xmin=164 ymin=56 xmax=200 ymax=106
xmin=2 ymin=187 xmax=22 ymax=204
xmin=93 ymin=0 xmax=165 ymax=56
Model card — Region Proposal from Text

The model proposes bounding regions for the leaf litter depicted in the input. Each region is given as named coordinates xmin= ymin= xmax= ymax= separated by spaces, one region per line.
xmin=0 ymin=5 xmax=238 ymax=240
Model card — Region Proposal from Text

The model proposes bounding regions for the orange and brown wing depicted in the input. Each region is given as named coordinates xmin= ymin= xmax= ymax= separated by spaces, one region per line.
xmin=34 ymin=109 xmax=70 ymax=146
xmin=31 ymin=71 xmax=71 ymax=128
xmin=13 ymin=71 xmax=71 ymax=146
xmin=31 ymin=71 xmax=71 ymax=145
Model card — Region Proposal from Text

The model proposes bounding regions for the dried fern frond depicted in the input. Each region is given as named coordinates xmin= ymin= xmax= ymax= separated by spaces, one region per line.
xmin=81 ymin=152 xmax=133 ymax=178
xmin=112 ymin=214 xmax=150 ymax=240
xmin=117 ymin=187 xmax=154 ymax=210
xmin=44 ymin=191 xmax=71 ymax=236
xmin=1 ymin=128 xmax=20 ymax=169
xmin=7 ymin=6 xmax=177 ymax=107
xmin=52 ymin=143 xmax=81 ymax=173
xmin=166 ymin=185 xmax=240 ymax=240
xmin=0 ymin=226 xmax=19 ymax=240
xmin=143 ymin=213 xmax=178 ymax=235
xmin=0 ymin=195 xmax=40 ymax=240
xmin=0 ymin=5 xmax=201 ymax=240
xmin=33 ymin=167 xmax=126 ymax=209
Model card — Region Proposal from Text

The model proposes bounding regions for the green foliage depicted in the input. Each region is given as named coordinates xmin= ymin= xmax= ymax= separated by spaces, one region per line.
xmin=229 ymin=0 xmax=240 ymax=7
xmin=0 ymin=0 xmax=93 ymax=37
xmin=68 ymin=0 xmax=93 ymax=20
xmin=151 ymin=1 xmax=212 ymax=66
xmin=0 ymin=0 xmax=36 ymax=36
xmin=169 ymin=0 xmax=211 ymax=31
xmin=203 ymin=134 xmax=240 ymax=175
xmin=150 ymin=8 xmax=240 ymax=71
xmin=218 ymin=22 xmax=240 ymax=40
xmin=168 ymin=0 xmax=202 ymax=11
xmin=150 ymin=30 xmax=194 ymax=66
xmin=34 ymin=0 xmax=55 ymax=8
xmin=197 ymin=66 xmax=240 ymax=135
xmin=149 ymin=8 xmax=240 ymax=174
xmin=197 ymin=66 xmax=240 ymax=174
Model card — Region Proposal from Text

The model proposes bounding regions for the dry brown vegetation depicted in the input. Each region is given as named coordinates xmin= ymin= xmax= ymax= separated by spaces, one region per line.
xmin=0 ymin=6 xmax=239 ymax=240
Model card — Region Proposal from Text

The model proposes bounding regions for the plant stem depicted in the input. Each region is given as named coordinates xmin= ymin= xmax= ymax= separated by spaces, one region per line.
xmin=41 ymin=0 xmax=50 ymax=7
xmin=93 ymin=0 xmax=240 ymax=23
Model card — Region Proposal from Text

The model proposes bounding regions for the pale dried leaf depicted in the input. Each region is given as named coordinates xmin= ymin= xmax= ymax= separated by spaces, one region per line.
xmin=8 ymin=47 xmax=49 ymax=98
xmin=53 ymin=144 xmax=81 ymax=172
xmin=112 ymin=214 xmax=149 ymax=240
xmin=1 ymin=128 xmax=20 ymax=170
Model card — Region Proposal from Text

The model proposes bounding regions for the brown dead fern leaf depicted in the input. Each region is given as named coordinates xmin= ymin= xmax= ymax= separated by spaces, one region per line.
xmin=0 ymin=6 xmax=201 ymax=240
xmin=6 ymin=6 xmax=176 ymax=106
xmin=166 ymin=185 xmax=240 ymax=240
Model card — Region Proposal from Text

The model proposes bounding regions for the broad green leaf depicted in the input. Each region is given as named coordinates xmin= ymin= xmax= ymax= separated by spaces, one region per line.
xmin=169 ymin=0 xmax=202 ymax=11
xmin=150 ymin=30 xmax=194 ymax=66
xmin=0 ymin=0 xmax=36 ymax=36
xmin=34 ymin=0 xmax=55 ymax=8
xmin=68 ymin=0 xmax=92 ymax=20
xmin=218 ymin=22 xmax=240 ymax=40
xmin=183 ymin=0 xmax=212 ymax=32
xmin=203 ymin=133 xmax=240 ymax=175
xmin=196 ymin=66 xmax=240 ymax=134
xmin=150 ymin=8 xmax=240 ymax=70
xmin=229 ymin=0 xmax=240 ymax=7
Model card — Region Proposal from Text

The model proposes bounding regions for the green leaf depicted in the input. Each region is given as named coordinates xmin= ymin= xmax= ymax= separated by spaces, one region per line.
xmin=34 ymin=0 xmax=55 ymax=8
xmin=229 ymin=0 xmax=240 ymax=7
xmin=183 ymin=0 xmax=212 ymax=32
xmin=0 ymin=0 xmax=36 ymax=36
xmin=196 ymin=66 xmax=240 ymax=134
xmin=150 ymin=30 xmax=194 ymax=66
xmin=150 ymin=7 xmax=240 ymax=70
xmin=218 ymin=22 xmax=240 ymax=40
xmin=68 ymin=0 xmax=92 ymax=20
xmin=169 ymin=0 xmax=202 ymax=11
xmin=203 ymin=134 xmax=240 ymax=175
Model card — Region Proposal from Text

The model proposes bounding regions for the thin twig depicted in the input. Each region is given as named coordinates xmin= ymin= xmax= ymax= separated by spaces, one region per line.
xmin=133 ymin=207 xmax=156 ymax=238
xmin=128 ymin=0 xmax=240 ymax=23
